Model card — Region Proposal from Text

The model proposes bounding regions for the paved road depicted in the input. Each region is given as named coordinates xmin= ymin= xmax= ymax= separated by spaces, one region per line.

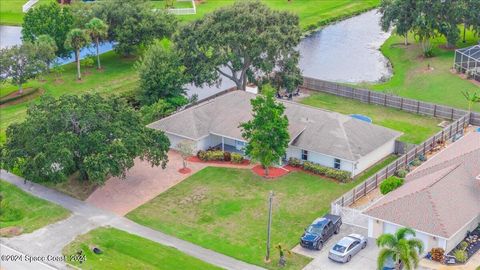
xmin=0 ymin=244 xmax=57 ymax=270
xmin=0 ymin=170 xmax=265 ymax=270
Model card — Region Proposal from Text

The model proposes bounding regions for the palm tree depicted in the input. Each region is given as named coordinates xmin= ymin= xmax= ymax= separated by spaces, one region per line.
xmin=85 ymin=18 xmax=108 ymax=70
xmin=64 ymin=29 xmax=90 ymax=80
xmin=377 ymin=227 xmax=424 ymax=270
xmin=462 ymin=90 xmax=480 ymax=112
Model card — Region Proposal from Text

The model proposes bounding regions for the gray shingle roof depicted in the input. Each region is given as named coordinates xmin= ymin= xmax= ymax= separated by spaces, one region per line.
xmin=365 ymin=132 xmax=480 ymax=238
xmin=148 ymin=91 xmax=402 ymax=161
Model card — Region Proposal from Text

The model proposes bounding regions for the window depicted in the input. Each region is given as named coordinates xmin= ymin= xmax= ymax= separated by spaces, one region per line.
xmin=301 ymin=150 xmax=308 ymax=160
xmin=334 ymin=158 xmax=341 ymax=169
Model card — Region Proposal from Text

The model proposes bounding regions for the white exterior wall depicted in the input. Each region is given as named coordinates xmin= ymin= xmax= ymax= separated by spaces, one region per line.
xmin=286 ymin=146 xmax=355 ymax=175
xmin=166 ymin=133 xmax=188 ymax=150
xmin=369 ymin=218 xmax=448 ymax=255
xmin=355 ymin=138 xmax=396 ymax=174
xmin=446 ymin=214 xmax=480 ymax=253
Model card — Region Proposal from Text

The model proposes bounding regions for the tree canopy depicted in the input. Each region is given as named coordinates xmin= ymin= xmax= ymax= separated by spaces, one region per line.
xmin=136 ymin=40 xmax=188 ymax=105
xmin=22 ymin=2 xmax=74 ymax=58
xmin=240 ymin=86 xmax=290 ymax=175
xmin=2 ymin=94 xmax=170 ymax=184
xmin=174 ymin=0 xmax=302 ymax=90
xmin=86 ymin=18 xmax=109 ymax=69
xmin=377 ymin=227 xmax=424 ymax=270
xmin=0 ymin=43 xmax=46 ymax=94
xmin=93 ymin=0 xmax=177 ymax=56
xmin=34 ymin=35 xmax=58 ymax=71
xmin=65 ymin=28 xmax=91 ymax=80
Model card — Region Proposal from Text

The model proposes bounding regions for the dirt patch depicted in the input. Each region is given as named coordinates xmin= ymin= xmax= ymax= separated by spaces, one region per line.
xmin=0 ymin=226 xmax=23 ymax=237
xmin=0 ymin=88 xmax=45 ymax=108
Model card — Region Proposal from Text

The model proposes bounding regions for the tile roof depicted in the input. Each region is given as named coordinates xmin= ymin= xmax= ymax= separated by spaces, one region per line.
xmin=365 ymin=132 xmax=480 ymax=238
xmin=148 ymin=91 xmax=402 ymax=161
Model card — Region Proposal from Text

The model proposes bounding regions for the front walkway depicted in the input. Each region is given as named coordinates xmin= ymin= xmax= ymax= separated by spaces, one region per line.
xmin=0 ymin=170 xmax=265 ymax=270
xmin=86 ymin=151 xmax=254 ymax=215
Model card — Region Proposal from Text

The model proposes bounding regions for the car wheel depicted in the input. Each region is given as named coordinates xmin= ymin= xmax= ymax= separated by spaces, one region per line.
xmin=334 ymin=226 xmax=340 ymax=234
xmin=316 ymin=241 xmax=323 ymax=250
xmin=362 ymin=242 xmax=367 ymax=249
xmin=346 ymin=255 xmax=351 ymax=262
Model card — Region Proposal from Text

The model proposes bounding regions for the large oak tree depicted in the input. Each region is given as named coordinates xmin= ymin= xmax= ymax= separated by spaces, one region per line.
xmin=174 ymin=0 xmax=302 ymax=90
xmin=3 ymin=94 xmax=170 ymax=184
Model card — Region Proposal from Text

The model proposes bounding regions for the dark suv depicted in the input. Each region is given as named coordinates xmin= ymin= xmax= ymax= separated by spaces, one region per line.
xmin=300 ymin=214 xmax=342 ymax=250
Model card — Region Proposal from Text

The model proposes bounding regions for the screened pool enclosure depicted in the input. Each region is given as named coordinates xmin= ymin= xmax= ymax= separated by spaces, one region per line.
xmin=454 ymin=44 xmax=480 ymax=82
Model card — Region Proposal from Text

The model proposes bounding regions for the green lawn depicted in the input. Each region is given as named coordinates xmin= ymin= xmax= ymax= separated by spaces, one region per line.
xmin=363 ymin=29 xmax=480 ymax=112
xmin=300 ymin=91 xmax=442 ymax=144
xmin=151 ymin=0 xmax=193 ymax=9
xmin=355 ymin=154 xmax=397 ymax=182
xmin=0 ymin=180 xmax=70 ymax=237
xmin=0 ymin=51 xmax=138 ymax=142
xmin=0 ymin=0 xmax=53 ymax=25
xmin=178 ymin=0 xmax=379 ymax=30
xmin=127 ymin=167 xmax=373 ymax=270
xmin=63 ymin=227 xmax=223 ymax=270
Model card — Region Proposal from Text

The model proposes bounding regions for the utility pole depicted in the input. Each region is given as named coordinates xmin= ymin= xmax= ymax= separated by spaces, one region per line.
xmin=265 ymin=190 xmax=274 ymax=262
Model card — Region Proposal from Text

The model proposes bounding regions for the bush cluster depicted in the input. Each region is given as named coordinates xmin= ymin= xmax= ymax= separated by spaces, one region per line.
xmin=395 ymin=169 xmax=408 ymax=178
xmin=288 ymin=158 xmax=352 ymax=182
xmin=197 ymin=150 xmax=244 ymax=163
xmin=380 ymin=176 xmax=404 ymax=195
xmin=231 ymin=153 xmax=244 ymax=163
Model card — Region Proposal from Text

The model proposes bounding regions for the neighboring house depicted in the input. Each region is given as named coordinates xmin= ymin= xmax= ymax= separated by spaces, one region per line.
xmin=365 ymin=131 xmax=480 ymax=253
xmin=148 ymin=91 xmax=402 ymax=176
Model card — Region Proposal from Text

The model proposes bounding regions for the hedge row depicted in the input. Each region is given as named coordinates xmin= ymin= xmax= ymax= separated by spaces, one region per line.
xmin=288 ymin=158 xmax=352 ymax=182
xmin=197 ymin=150 xmax=244 ymax=164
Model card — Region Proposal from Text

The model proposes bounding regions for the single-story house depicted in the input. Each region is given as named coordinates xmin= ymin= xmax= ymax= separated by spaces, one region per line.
xmin=365 ymin=131 xmax=480 ymax=253
xmin=148 ymin=90 xmax=402 ymax=176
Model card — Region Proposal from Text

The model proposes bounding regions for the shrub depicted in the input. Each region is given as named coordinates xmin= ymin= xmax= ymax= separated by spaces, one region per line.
xmin=395 ymin=169 xmax=408 ymax=178
xmin=197 ymin=150 xmax=207 ymax=161
xmin=430 ymin=248 xmax=444 ymax=262
xmin=205 ymin=150 xmax=224 ymax=161
xmin=325 ymin=168 xmax=351 ymax=183
xmin=231 ymin=153 xmax=244 ymax=163
xmin=302 ymin=161 xmax=351 ymax=182
xmin=81 ymin=56 xmax=95 ymax=68
xmin=453 ymin=249 xmax=467 ymax=263
xmin=410 ymin=158 xmax=422 ymax=166
xmin=223 ymin=151 xmax=231 ymax=161
xmin=380 ymin=176 xmax=404 ymax=195
xmin=288 ymin=157 xmax=302 ymax=167
xmin=418 ymin=154 xmax=427 ymax=162
xmin=459 ymin=241 xmax=468 ymax=250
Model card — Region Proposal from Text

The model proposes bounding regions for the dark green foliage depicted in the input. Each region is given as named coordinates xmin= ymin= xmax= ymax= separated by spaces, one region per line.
xmin=0 ymin=43 xmax=46 ymax=93
xmin=2 ymin=94 xmax=170 ymax=184
xmin=231 ymin=153 xmax=244 ymax=164
xmin=302 ymin=161 xmax=352 ymax=182
xmin=288 ymin=157 xmax=302 ymax=167
xmin=174 ymin=0 xmax=302 ymax=90
xmin=22 ymin=2 xmax=74 ymax=58
xmin=380 ymin=176 xmax=404 ymax=195
xmin=34 ymin=35 xmax=57 ymax=72
xmin=139 ymin=99 xmax=179 ymax=124
xmin=240 ymin=86 xmax=290 ymax=175
xmin=377 ymin=227 xmax=424 ymax=270
xmin=94 ymin=0 xmax=176 ymax=56
xmin=136 ymin=41 xmax=188 ymax=105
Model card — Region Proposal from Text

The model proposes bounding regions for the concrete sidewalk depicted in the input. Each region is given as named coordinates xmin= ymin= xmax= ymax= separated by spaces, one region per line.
xmin=0 ymin=170 xmax=265 ymax=270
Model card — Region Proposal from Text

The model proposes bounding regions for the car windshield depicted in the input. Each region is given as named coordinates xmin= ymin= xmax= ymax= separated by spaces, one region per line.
xmin=332 ymin=244 xmax=346 ymax=253
xmin=306 ymin=225 xmax=323 ymax=235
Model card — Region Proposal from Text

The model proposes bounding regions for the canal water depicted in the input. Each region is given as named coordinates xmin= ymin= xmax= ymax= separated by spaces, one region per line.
xmin=0 ymin=9 xmax=392 ymax=98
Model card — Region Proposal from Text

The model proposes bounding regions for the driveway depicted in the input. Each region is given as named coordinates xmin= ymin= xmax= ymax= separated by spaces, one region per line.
xmin=292 ymin=225 xmax=379 ymax=270
xmin=86 ymin=151 xmax=208 ymax=215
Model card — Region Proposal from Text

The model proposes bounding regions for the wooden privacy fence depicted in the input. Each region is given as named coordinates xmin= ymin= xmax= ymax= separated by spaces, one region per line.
xmin=302 ymin=77 xmax=480 ymax=126
xmin=330 ymin=113 xmax=470 ymax=209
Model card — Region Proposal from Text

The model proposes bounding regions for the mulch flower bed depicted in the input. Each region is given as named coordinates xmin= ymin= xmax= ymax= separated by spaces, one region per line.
xmin=186 ymin=156 xmax=251 ymax=166
xmin=445 ymin=226 xmax=480 ymax=264
xmin=178 ymin=168 xmax=192 ymax=174
xmin=251 ymin=165 xmax=290 ymax=178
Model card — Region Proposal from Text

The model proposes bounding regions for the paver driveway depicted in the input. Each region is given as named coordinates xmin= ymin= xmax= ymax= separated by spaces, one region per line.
xmin=86 ymin=151 xmax=253 ymax=215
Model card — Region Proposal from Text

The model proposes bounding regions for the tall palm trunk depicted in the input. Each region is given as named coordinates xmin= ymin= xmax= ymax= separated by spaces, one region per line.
xmin=76 ymin=50 xmax=81 ymax=80
xmin=96 ymin=37 xmax=101 ymax=69
xmin=404 ymin=33 xmax=408 ymax=46
xmin=18 ymin=84 xmax=23 ymax=95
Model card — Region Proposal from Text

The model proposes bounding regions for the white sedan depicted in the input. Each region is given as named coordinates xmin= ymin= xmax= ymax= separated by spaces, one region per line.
xmin=328 ymin=234 xmax=368 ymax=263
